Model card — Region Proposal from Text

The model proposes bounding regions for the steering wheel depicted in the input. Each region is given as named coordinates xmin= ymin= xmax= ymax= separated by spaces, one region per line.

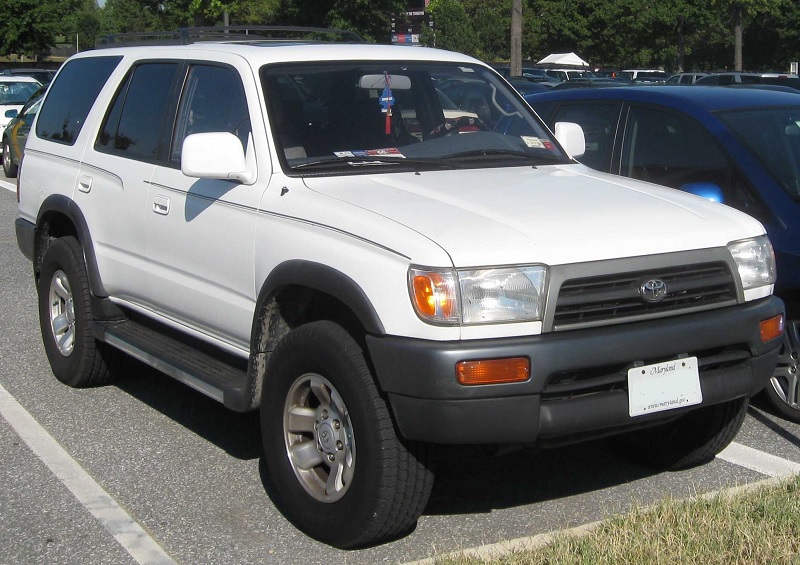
xmin=428 ymin=116 xmax=488 ymax=139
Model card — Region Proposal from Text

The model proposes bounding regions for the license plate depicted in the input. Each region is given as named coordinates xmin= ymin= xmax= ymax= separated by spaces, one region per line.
xmin=628 ymin=357 xmax=702 ymax=417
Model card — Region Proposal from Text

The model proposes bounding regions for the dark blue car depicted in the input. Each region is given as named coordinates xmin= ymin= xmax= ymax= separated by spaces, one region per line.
xmin=526 ymin=85 xmax=800 ymax=422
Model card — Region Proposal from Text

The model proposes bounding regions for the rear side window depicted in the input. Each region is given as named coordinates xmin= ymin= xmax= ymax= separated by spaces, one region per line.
xmin=97 ymin=62 xmax=180 ymax=161
xmin=35 ymin=56 xmax=121 ymax=145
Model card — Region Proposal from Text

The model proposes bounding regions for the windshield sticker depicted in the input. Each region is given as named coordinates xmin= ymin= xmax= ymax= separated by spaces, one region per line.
xmin=459 ymin=67 xmax=475 ymax=73
xmin=336 ymin=148 xmax=405 ymax=158
xmin=521 ymin=136 xmax=545 ymax=149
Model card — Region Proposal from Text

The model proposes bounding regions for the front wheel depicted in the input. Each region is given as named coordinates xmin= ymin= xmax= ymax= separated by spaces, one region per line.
xmin=761 ymin=320 xmax=800 ymax=422
xmin=37 ymin=236 xmax=119 ymax=387
xmin=611 ymin=397 xmax=748 ymax=470
xmin=260 ymin=321 xmax=433 ymax=548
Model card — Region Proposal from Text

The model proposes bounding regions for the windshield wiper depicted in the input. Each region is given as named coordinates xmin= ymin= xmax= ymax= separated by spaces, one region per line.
xmin=442 ymin=149 xmax=566 ymax=165
xmin=292 ymin=157 xmax=460 ymax=171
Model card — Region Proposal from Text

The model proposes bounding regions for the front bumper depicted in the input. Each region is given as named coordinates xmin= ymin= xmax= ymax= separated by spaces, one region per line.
xmin=367 ymin=296 xmax=784 ymax=445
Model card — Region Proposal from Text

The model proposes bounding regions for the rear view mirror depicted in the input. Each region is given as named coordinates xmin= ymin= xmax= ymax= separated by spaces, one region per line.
xmin=182 ymin=132 xmax=256 ymax=185
xmin=554 ymin=122 xmax=586 ymax=158
xmin=359 ymin=74 xmax=412 ymax=90
xmin=681 ymin=181 xmax=725 ymax=203
xmin=5 ymin=109 xmax=18 ymax=119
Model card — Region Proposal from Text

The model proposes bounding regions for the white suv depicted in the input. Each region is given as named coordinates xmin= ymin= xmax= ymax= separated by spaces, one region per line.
xmin=15 ymin=28 xmax=785 ymax=548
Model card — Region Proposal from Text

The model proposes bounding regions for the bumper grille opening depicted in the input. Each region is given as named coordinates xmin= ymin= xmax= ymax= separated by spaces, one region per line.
xmin=541 ymin=344 xmax=752 ymax=401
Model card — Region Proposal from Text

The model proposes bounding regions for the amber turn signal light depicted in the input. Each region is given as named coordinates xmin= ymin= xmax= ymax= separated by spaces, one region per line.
xmin=760 ymin=314 xmax=785 ymax=343
xmin=456 ymin=357 xmax=530 ymax=386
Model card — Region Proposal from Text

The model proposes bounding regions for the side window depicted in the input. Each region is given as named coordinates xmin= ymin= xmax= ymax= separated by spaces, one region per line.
xmin=552 ymin=101 xmax=621 ymax=171
xmin=97 ymin=62 xmax=180 ymax=161
xmin=620 ymin=104 xmax=768 ymax=219
xmin=36 ymin=56 xmax=122 ymax=145
xmin=171 ymin=64 xmax=250 ymax=163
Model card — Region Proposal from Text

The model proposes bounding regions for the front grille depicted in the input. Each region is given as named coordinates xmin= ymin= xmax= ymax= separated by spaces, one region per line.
xmin=553 ymin=262 xmax=737 ymax=330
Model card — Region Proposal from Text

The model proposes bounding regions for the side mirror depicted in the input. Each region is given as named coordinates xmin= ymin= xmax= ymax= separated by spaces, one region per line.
xmin=554 ymin=121 xmax=586 ymax=158
xmin=5 ymin=109 xmax=18 ymax=119
xmin=681 ymin=181 xmax=725 ymax=203
xmin=181 ymin=132 xmax=256 ymax=185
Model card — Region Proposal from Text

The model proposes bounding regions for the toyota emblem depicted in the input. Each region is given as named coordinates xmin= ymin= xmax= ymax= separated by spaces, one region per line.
xmin=640 ymin=279 xmax=668 ymax=303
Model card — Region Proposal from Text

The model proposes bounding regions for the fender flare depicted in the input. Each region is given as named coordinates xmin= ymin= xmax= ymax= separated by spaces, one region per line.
xmin=36 ymin=194 xmax=108 ymax=298
xmin=252 ymin=260 xmax=386 ymax=341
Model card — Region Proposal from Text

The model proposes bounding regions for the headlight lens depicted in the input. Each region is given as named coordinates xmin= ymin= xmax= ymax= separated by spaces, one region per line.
xmin=728 ymin=236 xmax=776 ymax=289
xmin=409 ymin=265 xmax=547 ymax=325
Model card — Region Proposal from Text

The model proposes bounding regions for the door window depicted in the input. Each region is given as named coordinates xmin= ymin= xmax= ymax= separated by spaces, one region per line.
xmin=171 ymin=64 xmax=250 ymax=163
xmin=620 ymin=104 xmax=768 ymax=221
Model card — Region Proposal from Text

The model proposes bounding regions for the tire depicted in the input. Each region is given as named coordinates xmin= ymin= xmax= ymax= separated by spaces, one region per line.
xmin=3 ymin=138 xmax=17 ymax=178
xmin=260 ymin=320 xmax=433 ymax=548
xmin=761 ymin=320 xmax=800 ymax=423
xmin=38 ymin=236 xmax=119 ymax=387
xmin=611 ymin=397 xmax=748 ymax=470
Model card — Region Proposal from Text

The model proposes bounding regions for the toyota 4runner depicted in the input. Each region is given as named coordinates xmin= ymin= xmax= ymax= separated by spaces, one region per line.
xmin=15 ymin=28 xmax=785 ymax=548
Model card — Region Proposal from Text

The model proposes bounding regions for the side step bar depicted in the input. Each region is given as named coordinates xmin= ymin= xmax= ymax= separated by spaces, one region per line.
xmin=100 ymin=319 xmax=252 ymax=411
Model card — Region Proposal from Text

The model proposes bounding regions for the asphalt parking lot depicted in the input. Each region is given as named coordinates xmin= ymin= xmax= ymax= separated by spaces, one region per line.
xmin=2 ymin=180 xmax=799 ymax=565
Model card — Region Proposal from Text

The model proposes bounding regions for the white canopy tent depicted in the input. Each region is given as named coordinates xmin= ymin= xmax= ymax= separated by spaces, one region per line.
xmin=536 ymin=52 xmax=590 ymax=68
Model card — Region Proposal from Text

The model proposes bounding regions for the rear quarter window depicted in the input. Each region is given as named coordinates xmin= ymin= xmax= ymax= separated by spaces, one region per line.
xmin=35 ymin=56 xmax=122 ymax=145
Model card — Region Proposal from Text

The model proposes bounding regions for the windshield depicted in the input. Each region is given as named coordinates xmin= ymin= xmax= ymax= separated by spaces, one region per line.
xmin=719 ymin=106 xmax=800 ymax=199
xmin=261 ymin=61 xmax=569 ymax=174
xmin=0 ymin=81 xmax=40 ymax=105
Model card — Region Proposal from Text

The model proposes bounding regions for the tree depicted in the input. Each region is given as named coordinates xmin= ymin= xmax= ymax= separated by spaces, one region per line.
xmin=423 ymin=0 xmax=478 ymax=56
xmin=713 ymin=0 xmax=782 ymax=70
xmin=0 ymin=0 xmax=80 ymax=57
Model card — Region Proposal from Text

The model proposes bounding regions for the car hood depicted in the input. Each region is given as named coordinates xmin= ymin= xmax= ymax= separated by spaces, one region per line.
xmin=302 ymin=164 xmax=765 ymax=267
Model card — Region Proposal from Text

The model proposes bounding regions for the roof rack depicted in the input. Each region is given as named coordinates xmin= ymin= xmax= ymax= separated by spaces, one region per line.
xmin=98 ymin=26 xmax=366 ymax=48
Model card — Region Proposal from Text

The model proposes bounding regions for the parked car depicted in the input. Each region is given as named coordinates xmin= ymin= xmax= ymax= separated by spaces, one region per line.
xmin=526 ymin=85 xmax=800 ymax=422
xmin=618 ymin=69 xmax=670 ymax=83
xmin=0 ymin=76 xmax=41 ymax=140
xmin=695 ymin=72 xmax=800 ymax=91
xmin=666 ymin=72 xmax=711 ymax=85
xmin=2 ymin=86 xmax=44 ymax=177
xmin=0 ymin=68 xmax=56 ymax=85
xmin=507 ymin=77 xmax=552 ymax=95
xmin=15 ymin=34 xmax=784 ymax=548
xmin=544 ymin=68 xmax=595 ymax=81
xmin=493 ymin=65 xmax=562 ymax=88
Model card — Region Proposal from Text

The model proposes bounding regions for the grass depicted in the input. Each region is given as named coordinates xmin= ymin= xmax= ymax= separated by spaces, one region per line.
xmin=429 ymin=474 xmax=800 ymax=565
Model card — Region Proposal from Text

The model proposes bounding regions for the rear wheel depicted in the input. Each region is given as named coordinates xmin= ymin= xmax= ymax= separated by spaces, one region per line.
xmin=3 ymin=138 xmax=17 ymax=178
xmin=611 ymin=397 xmax=748 ymax=470
xmin=260 ymin=320 xmax=433 ymax=548
xmin=38 ymin=236 xmax=119 ymax=387
xmin=761 ymin=320 xmax=800 ymax=423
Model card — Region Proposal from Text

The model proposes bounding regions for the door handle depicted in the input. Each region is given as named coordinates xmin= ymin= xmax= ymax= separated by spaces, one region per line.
xmin=152 ymin=195 xmax=170 ymax=215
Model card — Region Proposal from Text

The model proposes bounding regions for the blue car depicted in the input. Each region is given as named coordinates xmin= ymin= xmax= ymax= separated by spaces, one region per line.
xmin=526 ymin=85 xmax=800 ymax=422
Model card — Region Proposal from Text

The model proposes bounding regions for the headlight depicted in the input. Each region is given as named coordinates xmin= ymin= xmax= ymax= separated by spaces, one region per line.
xmin=728 ymin=236 xmax=776 ymax=290
xmin=409 ymin=265 xmax=547 ymax=325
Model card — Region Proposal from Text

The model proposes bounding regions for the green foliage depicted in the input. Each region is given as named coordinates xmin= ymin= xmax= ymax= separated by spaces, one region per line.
xmin=1 ymin=0 xmax=799 ymax=72
xmin=423 ymin=0 xmax=477 ymax=56
xmin=0 ymin=0 xmax=80 ymax=56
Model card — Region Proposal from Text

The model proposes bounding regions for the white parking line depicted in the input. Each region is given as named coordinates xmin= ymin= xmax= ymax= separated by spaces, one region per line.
xmin=0 ymin=178 xmax=15 ymax=193
xmin=0 ymin=383 xmax=177 ymax=565
xmin=717 ymin=440 xmax=800 ymax=477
